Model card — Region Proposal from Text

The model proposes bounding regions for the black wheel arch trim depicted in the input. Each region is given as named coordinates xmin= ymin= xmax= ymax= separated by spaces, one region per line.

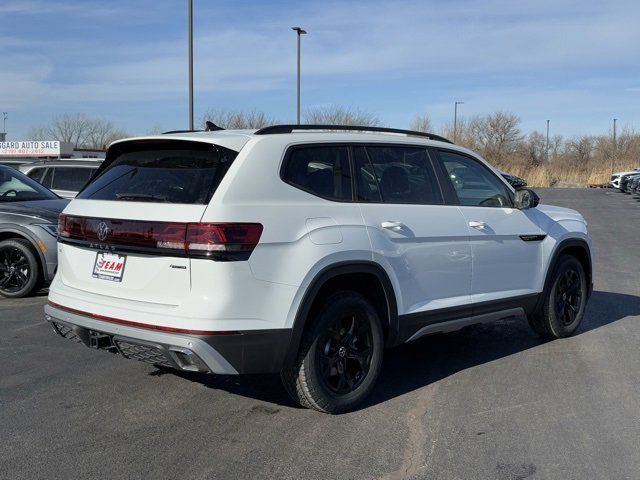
xmin=284 ymin=261 xmax=399 ymax=366
xmin=541 ymin=238 xmax=593 ymax=306
xmin=0 ymin=225 xmax=49 ymax=281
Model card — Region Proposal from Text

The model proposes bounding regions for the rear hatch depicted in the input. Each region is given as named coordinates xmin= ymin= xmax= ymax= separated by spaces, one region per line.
xmin=57 ymin=139 xmax=240 ymax=305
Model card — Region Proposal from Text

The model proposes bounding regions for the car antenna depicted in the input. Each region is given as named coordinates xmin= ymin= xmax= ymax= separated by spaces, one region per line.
xmin=205 ymin=121 xmax=224 ymax=132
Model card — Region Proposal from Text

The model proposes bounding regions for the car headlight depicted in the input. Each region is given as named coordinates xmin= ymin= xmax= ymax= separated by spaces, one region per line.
xmin=35 ymin=224 xmax=58 ymax=237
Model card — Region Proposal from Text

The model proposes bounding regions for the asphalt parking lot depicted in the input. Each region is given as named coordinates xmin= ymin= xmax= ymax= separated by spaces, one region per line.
xmin=1 ymin=188 xmax=639 ymax=480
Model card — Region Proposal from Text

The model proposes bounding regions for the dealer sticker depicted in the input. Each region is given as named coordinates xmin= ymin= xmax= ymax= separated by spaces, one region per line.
xmin=92 ymin=252 xmax=127 ymax=282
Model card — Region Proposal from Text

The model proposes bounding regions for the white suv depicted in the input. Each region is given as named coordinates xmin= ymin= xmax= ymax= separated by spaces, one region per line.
xmin=46 ymin=125 xmax=593 ymax=413
xmin=610 ymin=168 xmax=640 ymax=189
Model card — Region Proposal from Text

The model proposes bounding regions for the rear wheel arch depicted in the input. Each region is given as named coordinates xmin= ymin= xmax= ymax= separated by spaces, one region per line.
xmin=284 ymin=261 xmax=399 ymax=366
xmin=0 ymin=229 xmax=48 ymax=281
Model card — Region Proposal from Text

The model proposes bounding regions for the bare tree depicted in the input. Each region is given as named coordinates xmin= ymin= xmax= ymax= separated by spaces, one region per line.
xmin=85 ymin=118 xmax=128 ymax=149
xmin=565 ymin=136 xmax=595 ymax=164
xmin=27 ymin=113 xmax=129 ymax=149
xmin=410 ymin=114 xmax=433 ymax=133
xmin=467 ymin=111 xmax=523 ymax=162
xmin=303 ymin=106 xmax=383 ymax=126
xmin=146 ymin=124 xmax=165 ymax=135
xmin=201 ymin=109 xmax=278 ymax=129
xmin=522 ymin=131 xmax=547 ymax=166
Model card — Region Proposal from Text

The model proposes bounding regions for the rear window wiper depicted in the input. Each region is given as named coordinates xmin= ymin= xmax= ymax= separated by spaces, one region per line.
xmin=115 ymin=193 xmax=168 ymax=202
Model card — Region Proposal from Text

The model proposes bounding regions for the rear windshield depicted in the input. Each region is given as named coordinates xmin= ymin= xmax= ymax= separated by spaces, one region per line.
xmin=78 ymin=140 xmax=238 ymax=204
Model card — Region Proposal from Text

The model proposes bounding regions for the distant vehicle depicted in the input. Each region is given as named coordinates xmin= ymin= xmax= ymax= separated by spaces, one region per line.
xmin=0 ymin=159 xmax=32 ymax=170
xmin=499 ymin=171 xmax=527 ymax=189
xmin=619 ymin=172 xmax=640 ymax=193
xmin=628 ymin=176 xmax=640 ymax=196
xmin=0 ymin=165 xmax=68 ymax=298
xmin=19 ymin=160 xmax=103 ymax=198
xmin=610 ymin=169 xmax=640 ymax=189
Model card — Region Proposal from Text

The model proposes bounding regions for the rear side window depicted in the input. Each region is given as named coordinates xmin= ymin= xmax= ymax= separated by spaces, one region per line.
xmin=355 ymin=145 xmax=443 ymax=204
xmin=51 ymin=167 xmax=94 ymax=192
xmin=78 ymin=141 xmax=237 ymax=204
xmin=282 ymin=146 xmax=352 ymax=201
xmin=41 ymin=168 xmax=53 ymax=188
xmin=26 ymin=167 xmax=46 ymax=183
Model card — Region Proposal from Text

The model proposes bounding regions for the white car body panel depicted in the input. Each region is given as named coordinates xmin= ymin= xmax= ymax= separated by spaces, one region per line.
xmin=359 ymin=203 xmax=472 ymax=314
xmin=47 ymin=129 xmax=592 ymax=375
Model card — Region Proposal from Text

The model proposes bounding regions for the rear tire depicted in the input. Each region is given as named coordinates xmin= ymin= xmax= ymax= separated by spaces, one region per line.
xmin=528 ymin=254 xmax=587 ymax=339
xmin=281 ymin=291 xmax=384 ymax=414
xmin=0 ymin=239 xmax=41 ymax=298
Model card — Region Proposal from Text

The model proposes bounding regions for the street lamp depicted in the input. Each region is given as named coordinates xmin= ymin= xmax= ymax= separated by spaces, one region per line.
xmin=2 ymin=112 xmax=6 ymax=133
xmin=453 ymin=101 xmax=464 ymax=142
xmin=546 ymin=120 xmax=550 ymax=162
xmin=188 ymin=0 xmax=194 ymax=130
xmin=292 ymin=27 xmax=307 ymax=125
xmin=611 ymin=118 xmax=618 ymax=176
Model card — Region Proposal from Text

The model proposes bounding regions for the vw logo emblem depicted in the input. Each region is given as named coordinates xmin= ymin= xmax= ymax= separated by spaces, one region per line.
xmin=97 ymin=221 xmax=110 ymax=242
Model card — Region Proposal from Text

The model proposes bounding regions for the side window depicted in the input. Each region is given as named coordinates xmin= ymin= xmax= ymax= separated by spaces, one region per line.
xmin=438 ymin=151 xmax=513 ymax=207
xmin=355 ymin=145 xmax=442 ymax=204
xmin=26 ymin=168 xmax=46 ymax=183
xmin=51 ymin=167 xmax=93 ymax=192
xmin=282 ymin=146 xmax=352 ymax=201
xmin=41 ymin=168 xmax=53 ymax=188
xmin=353 ymin=147 xmax=381 ymax=202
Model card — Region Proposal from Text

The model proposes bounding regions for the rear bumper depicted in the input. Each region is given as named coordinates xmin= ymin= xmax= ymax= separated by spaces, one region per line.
xmin=44 ymin=304 xmax=291 ymax=375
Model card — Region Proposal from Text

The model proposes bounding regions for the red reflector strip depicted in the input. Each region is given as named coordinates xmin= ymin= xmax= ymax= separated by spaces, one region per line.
xmin=47 ymin=301 xmax=240 ymax=336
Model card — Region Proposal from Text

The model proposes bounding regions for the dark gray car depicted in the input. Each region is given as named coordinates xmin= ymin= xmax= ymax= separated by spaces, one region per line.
xmin=0 ymin=165 xmax=68 ymax=298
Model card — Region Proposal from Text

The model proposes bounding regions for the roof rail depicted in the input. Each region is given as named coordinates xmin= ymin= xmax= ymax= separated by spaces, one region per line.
xmin=162 ymin=129 xmax=203 ymax=134
xmin=253 ymin=124 xmax=453 ymax=144
xmin=162 ymin=122 xmax=225 ymax=135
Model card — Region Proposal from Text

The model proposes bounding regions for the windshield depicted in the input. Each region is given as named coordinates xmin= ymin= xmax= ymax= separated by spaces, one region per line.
xmin=78 ymin=140 xmax=238 ymax=204
xmin=0 ymin=165 xmax=59 ymax=202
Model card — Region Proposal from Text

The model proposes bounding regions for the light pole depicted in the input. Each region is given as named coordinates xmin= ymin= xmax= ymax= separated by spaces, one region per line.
xmin=453 ymin=101 xmax=464 ymax=142
xmin=546 ymin=119 xmax=550 ymax=162
xmin=292 ymin=27 xmax=307 ymax=125
xmin=188 ymin=0 xmax=194 ymax=130
xmin=1 ymin=112 xmax=6 ymax=142
xmin=611 ymin=118 xmax=618 ymax=176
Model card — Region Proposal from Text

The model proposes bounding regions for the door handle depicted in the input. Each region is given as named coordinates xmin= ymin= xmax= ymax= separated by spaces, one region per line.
xmin=468 ymin=221 xmax=487 ymax=230
xmin=381 ymin=221 xmax=404 ymax=231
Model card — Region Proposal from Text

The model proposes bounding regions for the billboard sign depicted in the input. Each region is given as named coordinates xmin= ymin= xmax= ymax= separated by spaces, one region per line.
xmin=0 ymin=140 xmax=73 ymax=157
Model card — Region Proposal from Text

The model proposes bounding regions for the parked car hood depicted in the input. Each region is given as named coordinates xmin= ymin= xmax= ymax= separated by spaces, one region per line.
xmin=0 ymin=199 xmax=69 ymax=223
xmin=536 ymin=204 xmax=586 ymax=224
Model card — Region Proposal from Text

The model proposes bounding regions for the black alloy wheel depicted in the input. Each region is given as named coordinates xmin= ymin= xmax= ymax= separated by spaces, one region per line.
xmin=317 ymin=314 xmax=374 ymax=395
xmin=528 ymin=254 xmax=588 ymax=339
xmin=281 ymin=291 xmax=384 ymax=413
xmin=554 ymin=268 xmax=583 ymax=326
xmin=0 ymin=239 xmax=41 ymax=298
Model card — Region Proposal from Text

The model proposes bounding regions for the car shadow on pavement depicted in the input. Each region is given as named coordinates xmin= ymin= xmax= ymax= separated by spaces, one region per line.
xmin=151 ymin=290 xmax=640 ymax=411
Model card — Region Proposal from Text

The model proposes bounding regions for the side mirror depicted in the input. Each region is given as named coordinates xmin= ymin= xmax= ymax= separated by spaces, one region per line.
xmin=514 ymin=188 xmax=539 ymax=210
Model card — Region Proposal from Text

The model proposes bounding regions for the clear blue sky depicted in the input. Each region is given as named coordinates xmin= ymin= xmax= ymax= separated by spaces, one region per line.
xmin=2 ymin=0 xmax=639 ymax=140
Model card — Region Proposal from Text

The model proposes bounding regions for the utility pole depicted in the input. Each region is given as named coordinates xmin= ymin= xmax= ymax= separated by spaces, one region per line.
xmin=546 ymin=119 xmax=550 ymax=162
xmin=292 ymin=27 xmax=307 ymax=125
xmin=611 ymin=118 xmax=618 ymax=176
xmin=1 ymin=112 xmax=6 ymax=142
xmin=453 ymin=101 xmax=464 ymax=142
xmin=188 ymin=0 xmax=194 ymax=130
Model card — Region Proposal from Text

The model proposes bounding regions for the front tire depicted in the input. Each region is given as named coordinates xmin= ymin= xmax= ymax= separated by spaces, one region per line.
xmin=281 ymin=291 xmax=384 ymax=413
xmin=528 ymin=254 xmax=588 ymax=339
xmin=0 ymin=239 xmax=41 ymax=298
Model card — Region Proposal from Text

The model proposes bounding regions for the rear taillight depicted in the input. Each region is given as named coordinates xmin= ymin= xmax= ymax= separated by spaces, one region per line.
xmin=185 ymin=223 xmax=263 ymax=256
xmin=57 ymin=215 xmax=263 ymax=261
